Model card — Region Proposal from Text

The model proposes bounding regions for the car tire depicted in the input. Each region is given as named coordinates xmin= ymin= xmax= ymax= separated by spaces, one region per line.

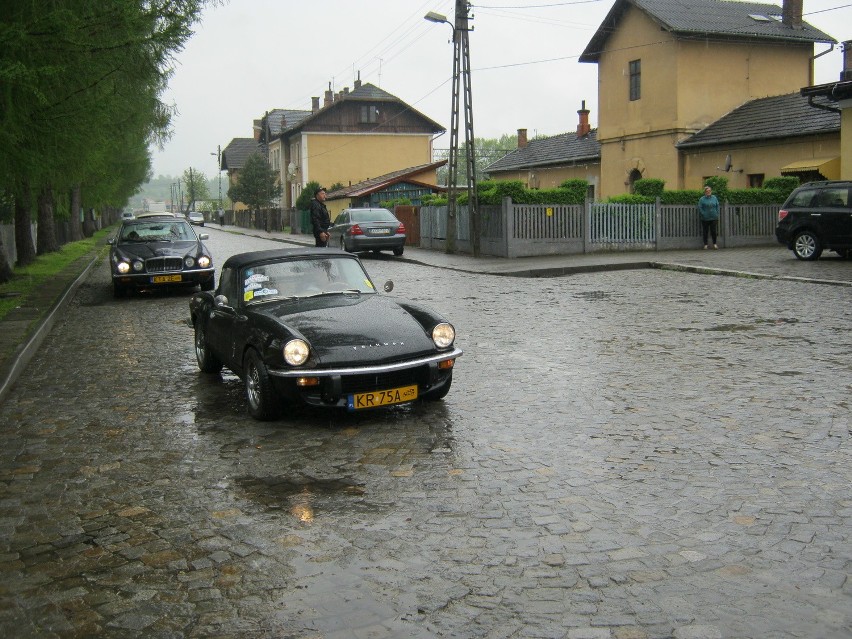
xmin=200 ymin=278 xmax=214 ymax=292
xmin=793 ymin=230 xmax=822 ymax=261
xmin=112 ymin=282 xmax=126 ymax=298
xmin=393 ymin=246 xmax=404 ymax=256
xmin=339 ymin=237 xmax=349 ymax=252
xmin=422 ymin=372 xmax=452 ymax=401
xmin=835 ymin=248 xmax=849 ymax=259
xmin=194 ymin=321 xmax=222 ymax=374
xmin=244 ymin=349 xmax=282 ymax=421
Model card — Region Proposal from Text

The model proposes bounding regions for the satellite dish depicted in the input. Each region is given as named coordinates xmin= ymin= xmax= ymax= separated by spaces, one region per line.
xmin=723 ymin=154 xmax=732 ymax=172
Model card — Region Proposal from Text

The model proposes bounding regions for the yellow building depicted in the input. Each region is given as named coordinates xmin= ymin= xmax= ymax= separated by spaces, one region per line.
xmin=264 ymin=80 xmax=445 ymax=210
xmin=579 ymin=0 xmax=836 ymax=196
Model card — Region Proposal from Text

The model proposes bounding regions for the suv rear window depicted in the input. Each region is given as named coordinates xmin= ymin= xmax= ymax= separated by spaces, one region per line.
xmin=788 ymin=187 xmax=849 ymax=208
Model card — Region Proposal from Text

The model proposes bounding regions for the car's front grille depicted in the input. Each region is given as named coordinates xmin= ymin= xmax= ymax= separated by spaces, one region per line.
xmin=146 ymin=257 xmax=183 ymax=273
xmin=339 ymin=368 xmax=419 ymax=394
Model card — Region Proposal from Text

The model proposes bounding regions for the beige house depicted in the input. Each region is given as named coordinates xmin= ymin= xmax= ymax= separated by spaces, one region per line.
xmin=487 ymin=0 xmax=842 ymax=196
xmin=257 ymin=79 xmax=445 ymax=210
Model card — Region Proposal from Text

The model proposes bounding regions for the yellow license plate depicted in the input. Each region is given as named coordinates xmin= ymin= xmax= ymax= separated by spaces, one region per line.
xmin=152 ymin=274 xmax=182 ymax=283
xmin=348 ymin=384 xmax=418 ymax=410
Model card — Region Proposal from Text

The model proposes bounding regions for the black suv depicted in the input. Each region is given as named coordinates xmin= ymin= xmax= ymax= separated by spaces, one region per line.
xmin=776 ymin=181 xmax=852 ymax=260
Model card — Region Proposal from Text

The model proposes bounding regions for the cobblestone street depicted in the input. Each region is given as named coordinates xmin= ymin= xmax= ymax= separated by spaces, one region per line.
xmin=0 ymin=230 xmax=849 ymax=638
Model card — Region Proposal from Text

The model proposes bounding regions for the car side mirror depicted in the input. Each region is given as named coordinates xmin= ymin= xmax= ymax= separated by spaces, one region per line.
xmin=107 ymin=237 xmax=115 ymax=245
xmin=214 ymin=294 xmax=231 ymax=309
xmin=383 ymin=280 xmax=394 ymax=293
xmin=198 ymin=233 xmax=209 ymax=240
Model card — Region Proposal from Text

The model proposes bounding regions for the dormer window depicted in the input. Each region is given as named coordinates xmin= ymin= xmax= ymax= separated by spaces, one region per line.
xmin=629 ymin=60 xmax=641 ymax=101
xmin=360 ymin=105 xmax=378 ymax=124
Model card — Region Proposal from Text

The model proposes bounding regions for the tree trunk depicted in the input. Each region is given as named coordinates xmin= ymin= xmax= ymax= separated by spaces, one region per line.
xmin=0 ymin=242 xmax=13 ymax=284
xmin=83 ymin=207 xmax=96 ymax=237
xmin=14 ymin=192 xmax=36 ymax=267
xmin=69 ymin=185 xmax=83 ymax=241
xmin=37 ymin=186 xmax=59 ymax=255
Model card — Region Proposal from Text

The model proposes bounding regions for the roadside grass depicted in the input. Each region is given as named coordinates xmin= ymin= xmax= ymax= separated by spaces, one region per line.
xmin=0 ymin=227 xmax=112 ymax=321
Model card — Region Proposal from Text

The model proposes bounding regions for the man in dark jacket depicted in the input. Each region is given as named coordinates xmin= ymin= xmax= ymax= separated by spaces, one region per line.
xmin=309 ymin=188 xmax=331 ymax=247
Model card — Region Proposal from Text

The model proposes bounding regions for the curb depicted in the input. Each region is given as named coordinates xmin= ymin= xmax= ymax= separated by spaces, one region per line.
xmin=0 ymin=254 xmax=101 ymax=405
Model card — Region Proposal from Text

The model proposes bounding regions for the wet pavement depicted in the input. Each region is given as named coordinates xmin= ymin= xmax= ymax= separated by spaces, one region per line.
xmin=0 ymin=228 xmax=849 ymax=638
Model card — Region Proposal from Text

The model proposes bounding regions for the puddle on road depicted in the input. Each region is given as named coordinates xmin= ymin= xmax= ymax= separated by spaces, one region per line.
xmin=573 ymin=290 xmax=623 ymax=301
xmin=235 ymin=475 xmax=370 ymax=520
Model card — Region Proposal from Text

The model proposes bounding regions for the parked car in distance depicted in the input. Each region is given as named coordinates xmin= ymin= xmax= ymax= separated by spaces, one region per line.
xmin=776 ymin=180 xmax=852 ymax=260
xmin=187 ymin=211 xmax=205 ymax=226
xmin=328 ymin=207 xmax=406 ymax=256
xmin=121 ymin=211 xmax=135 ymax=221
xmin=109 ymin=218 xmax=214 ymax=297
xmin=188 ymin=248 xmax=461 ymax=420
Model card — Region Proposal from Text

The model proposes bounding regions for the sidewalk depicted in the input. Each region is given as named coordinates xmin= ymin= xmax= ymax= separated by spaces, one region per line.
xmin=1 ymin=227 xmax=848 ymax=404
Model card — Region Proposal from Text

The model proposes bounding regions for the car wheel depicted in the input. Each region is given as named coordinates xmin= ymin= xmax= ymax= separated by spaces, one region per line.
xmin=112 ymin=282 xmax=126 ymax=298
xmin=244 ymin=349 xmax=282 ymax=421
xmin=194 ymin=321 xmax=222 ymax=373
xmin=200 ymin=278 xmax=214 ymax=292
xmin=393 ymin=246 xmax=404 ymax=256
xmin=422 ymin=372 xmax=452 ymax=401
xmin=835 ymin=248 xmax=849 ymax=259
xmin=339 ymin=236 xmax=349 ymax=252
xmin=792 ymin=230 xmax=822 ymax=261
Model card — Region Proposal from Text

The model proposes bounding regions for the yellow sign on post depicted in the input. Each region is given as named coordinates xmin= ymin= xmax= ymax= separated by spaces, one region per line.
xmin=546 ymin=207 xmax=553 ymax=217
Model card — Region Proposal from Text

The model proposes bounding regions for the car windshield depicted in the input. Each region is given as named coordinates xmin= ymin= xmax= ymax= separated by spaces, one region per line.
xmin=351 ymin=209 xmax=397 ymax=223
xmin=120 ymin=221 xmax=195 ymax=242
xmin=242 ymin=256 xmax=376 ymax=304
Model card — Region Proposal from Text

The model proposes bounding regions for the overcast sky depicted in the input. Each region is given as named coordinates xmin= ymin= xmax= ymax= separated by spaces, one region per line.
xmin=149 ymin=0 xmax=851 ymax=179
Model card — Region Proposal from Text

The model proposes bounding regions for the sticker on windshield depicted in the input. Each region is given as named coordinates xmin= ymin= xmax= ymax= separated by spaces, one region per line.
xmin=365 ymin=279 xmax=374 ymax=289
xmin=245 ymin=273 xmax=269 ymax=286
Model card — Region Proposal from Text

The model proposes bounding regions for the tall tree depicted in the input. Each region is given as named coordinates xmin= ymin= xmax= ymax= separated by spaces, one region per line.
xmin=228 ymin=154 xmax=282 ymax=212
xmin=182 ymin=168 xmax=210 ymax=213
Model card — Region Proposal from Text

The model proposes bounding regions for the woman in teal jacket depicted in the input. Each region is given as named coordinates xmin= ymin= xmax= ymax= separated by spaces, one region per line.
xmin=698 ymin=186 xmax=720 ymax=249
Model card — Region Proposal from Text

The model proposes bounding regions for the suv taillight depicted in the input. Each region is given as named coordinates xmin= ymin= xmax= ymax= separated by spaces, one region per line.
xmin=778 ymin=209 xmax=789 ymax=221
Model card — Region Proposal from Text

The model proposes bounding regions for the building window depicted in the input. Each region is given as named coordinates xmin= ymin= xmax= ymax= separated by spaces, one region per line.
xmin=360 ymin=105 xmax=378 ymax=123
xmin=629 ymin=60 xmax=641 ymax=101
xmin=748 ymin=173 xmax=764 ymax=188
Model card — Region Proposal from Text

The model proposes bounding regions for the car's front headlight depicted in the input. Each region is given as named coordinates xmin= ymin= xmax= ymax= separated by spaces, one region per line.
xmin=283 ymin=339 xmax=310 ymax=366
xmin=184 ymin=256 xmax=195 ymax=268
xmin=132 ymin=260 xmax=144 ymax=272
xmin=432 ymin=323 xmax=455 ymax=349
xmin=116 ymin=261 xmax=130 ymax=274
xmin=197 ymin=255 xmax=211 ymax=268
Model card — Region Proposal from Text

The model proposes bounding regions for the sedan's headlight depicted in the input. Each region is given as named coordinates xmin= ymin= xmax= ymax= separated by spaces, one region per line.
xmin=197 ymin=255 xmax=211 ymax=268
xmin=432 ymin=323 xmax=455 ymax=348
xmin=283 ymin=339 xmax=310 ymax=366
xmin=132 ymin=260 xmax=144 ymax=272
xmin=116 ymin=261 xmax=130 ymax=274
xmin=184 ymin=256 xmax=195 ymax=268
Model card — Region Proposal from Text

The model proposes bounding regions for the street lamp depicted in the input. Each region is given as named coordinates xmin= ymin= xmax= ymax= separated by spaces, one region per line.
xmin=210 ymin=145 xmax=222 ymax=211
xmin=424 ymin=1 xmax=480 ymax=256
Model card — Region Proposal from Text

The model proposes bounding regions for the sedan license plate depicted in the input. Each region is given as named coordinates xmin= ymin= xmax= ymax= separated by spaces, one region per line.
xmin=152 ymin=274 xmax=182 ymax=283
xmin=371 ymin=228 xmax=391 ymax=235
xmin=347 ymin=384 xmax=418 ymax=410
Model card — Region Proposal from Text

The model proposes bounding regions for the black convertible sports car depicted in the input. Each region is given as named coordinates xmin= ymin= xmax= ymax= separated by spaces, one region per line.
xmin=109 ymin=216 xmax=214 ymax=296
xmin=188 ymin=248 xmax=462 ymax=420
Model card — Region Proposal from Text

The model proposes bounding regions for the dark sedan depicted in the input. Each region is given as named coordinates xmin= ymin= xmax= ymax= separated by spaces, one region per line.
xmin=109 ymin=218 xmax=215 ymax=297
xmin=328 ymin=207 xmax=406 ymax=256
xmin=188 ymin=248 xmax=461 ymax=420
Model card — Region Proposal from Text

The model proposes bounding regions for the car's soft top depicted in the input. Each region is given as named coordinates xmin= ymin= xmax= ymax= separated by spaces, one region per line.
xmin=222 ymin=248 xmax=352 ymax=270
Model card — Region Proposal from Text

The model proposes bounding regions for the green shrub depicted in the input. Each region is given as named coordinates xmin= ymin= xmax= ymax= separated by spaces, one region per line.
xmin=295 ymin=181 xmax=321 ymax=211
xmin=606 ymin=194 xmax=654 ymax=204
xmin=633 ymin=178 xmax=665 ymax=198
xmin=378 ymin=197 xmax=411 ymax=209
xmin=702 ymin=176 xmax=729 ymax=197
xmin=763 ymin=176 xmax=799 ymax=199
xmin=660 ymin=190 xmax=703 ymax=205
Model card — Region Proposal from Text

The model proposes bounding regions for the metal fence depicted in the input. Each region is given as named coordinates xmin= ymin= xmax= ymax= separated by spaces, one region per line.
xmin=419 ymin=198 xmax=781 ymax=258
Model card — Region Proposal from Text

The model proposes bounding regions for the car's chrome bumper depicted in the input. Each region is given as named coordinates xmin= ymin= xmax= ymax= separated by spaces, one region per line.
xmin=268 ymin=347 xmax=462 ymax=378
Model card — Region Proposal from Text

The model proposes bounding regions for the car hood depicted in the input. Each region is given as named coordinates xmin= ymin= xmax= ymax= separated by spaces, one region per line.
xmin=114 ymin=240 xmax=202 ymax=259
xmin=251 ymin=294 xmax=442 ymax=366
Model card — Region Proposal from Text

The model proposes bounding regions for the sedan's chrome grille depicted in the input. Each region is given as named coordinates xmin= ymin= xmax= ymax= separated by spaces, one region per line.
xmin=146 ymin=257 xmax=183 ymax=273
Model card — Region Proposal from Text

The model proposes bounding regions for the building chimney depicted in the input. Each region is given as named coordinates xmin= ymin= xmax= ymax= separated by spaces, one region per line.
xmin=842 ymin=41 xmax=852 ymax=81
xmin=311 ymin=96 xmax=320 ymax=113
xmin=577 ymin=100 xmax=591 ymax=137
xmin=517 ymin=128 xmax=528 ymax=148
xmin=782 ymin=0 xmax=803 ymax=29
xmin=324 ymin=83 xmax=333 ymax=107
xmin=253 ymin=119 xmax=261 ymax=141
xmin=354 ymin=71 xmax=362 ymax=89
